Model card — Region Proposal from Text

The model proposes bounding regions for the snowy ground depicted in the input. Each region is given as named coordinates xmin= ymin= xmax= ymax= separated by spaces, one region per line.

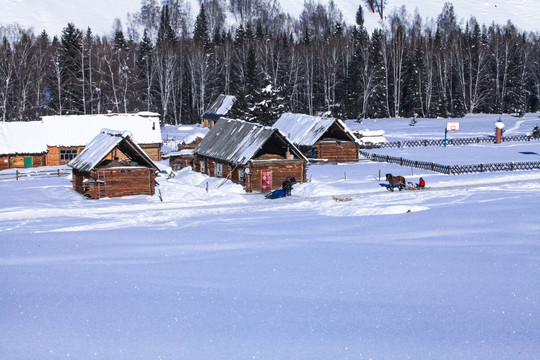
xmin=1 ymin=114 xmax=539 ymax=359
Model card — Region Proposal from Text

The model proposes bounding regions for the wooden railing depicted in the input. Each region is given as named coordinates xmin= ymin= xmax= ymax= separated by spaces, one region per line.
xmin=361 ymin=134 xmax=540 ymax=149
xmin=0 ymin=168 xmax=71 ymax=181
xmin=360 ymin=151 xmax=540 ymax=175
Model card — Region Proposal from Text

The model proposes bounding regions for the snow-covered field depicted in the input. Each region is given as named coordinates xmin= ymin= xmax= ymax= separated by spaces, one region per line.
xmin=1 ymin=113 xmax=540 ymax=359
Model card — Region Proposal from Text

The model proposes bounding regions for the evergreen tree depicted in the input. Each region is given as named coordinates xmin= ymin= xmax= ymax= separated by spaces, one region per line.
xmin=137 ymin=29 xmax=155 ymax=111
xmin=504 ymin=36 xmax=527 ymax=116
xmin=367 ymin=28 xmax=387 ymax=118
xmin=193 ymin=3 xmax=211 ymax=51
xmin=157 ymin=5 xmax=176 ymax=46
xmin=114 ymin=30 xmax=128 ymax=51
xmin=58 ymin=23 xmax=84 ymax=114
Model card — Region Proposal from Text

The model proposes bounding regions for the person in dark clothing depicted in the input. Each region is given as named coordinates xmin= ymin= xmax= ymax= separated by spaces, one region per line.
xmin=282 ymin=176 xmax=296 ymax=196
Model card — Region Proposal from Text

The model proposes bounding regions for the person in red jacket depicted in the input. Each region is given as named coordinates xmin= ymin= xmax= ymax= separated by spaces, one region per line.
xmin=417 ymin=177 xmax=426 ymax=188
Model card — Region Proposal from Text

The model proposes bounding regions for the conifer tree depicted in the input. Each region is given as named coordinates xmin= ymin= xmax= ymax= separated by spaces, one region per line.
xmin=114 ymin=30 xmax=128 ymax=51
xmin=194 ymin=3 xmax=211 ymax=51
xmin=58 ymin=23 xmax=84 ymax=114
xmin=367 ymin=29 xmax=387 ymax=118
xmin=137 ymin=29 xmax=154 ymax=111
xmin=157 ymin=5 xmax=176 ymax=46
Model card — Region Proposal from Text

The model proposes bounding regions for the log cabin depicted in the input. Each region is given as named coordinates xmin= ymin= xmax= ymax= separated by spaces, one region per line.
xmin=201 ymin=94 xmax=236 ymax=128
xmin=193 ymin=118 xmax=307 ymax=193
xmin=68 ymin=129 xmax=160 ymax=199
xmin=0 ymin=112 xmax=162 ymax=170
xmin=0 ymin=121 xmax=47 ymax=170
xmin=272 ymin=113 xmax=360 ymax=162
xmin=168 ymin=136 xmax=203 ymax=171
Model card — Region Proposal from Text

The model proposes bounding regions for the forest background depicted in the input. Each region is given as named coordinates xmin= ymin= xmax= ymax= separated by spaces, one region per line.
xmin=1 ymin=0 xmax=539 ymax=125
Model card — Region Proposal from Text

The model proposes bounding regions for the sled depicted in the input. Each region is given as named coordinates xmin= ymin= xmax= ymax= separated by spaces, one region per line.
xmin=265 ymin=188 xmax=287 ymax=199
xmin=406 ymin=182 xmax=431 ymax=190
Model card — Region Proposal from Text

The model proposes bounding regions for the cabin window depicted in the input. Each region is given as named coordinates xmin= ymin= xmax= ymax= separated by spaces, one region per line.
xmin=262 ymin=170 xmax=272 ymax=190
xmin=216 ymin=163 xmax=223 ymax=177
xmin=239 ymin=169 xmax=245 ymax=183
xmin=200 ymin=160 xmax=206 ymax=174
xmin=60 ymin=149 xmax=78 ymax=164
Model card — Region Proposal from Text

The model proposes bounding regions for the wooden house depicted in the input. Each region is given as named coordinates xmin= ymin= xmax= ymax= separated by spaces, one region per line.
xmin=193 ymin=118 xmax=307 ymax=193
xmin=0 ymin=121 xmax=47 ymax=170
xmin=168 ymin=136 xmax=203 ymax=171
xmin=0 ymin=112 xmax=162 ymax=170
xmin=201 ymin=95 xmax=236 ymax=128
xmin=68 ymin=129 xmax=160 ymax=199
xmin=273 ymin=113 xmax=360 ymax=162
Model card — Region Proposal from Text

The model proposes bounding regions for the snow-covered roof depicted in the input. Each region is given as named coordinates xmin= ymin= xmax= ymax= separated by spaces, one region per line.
xmin=0 ymin=112 xmax=162 ymax=155
xmin=194 ymin=118 xmax=306 ymax=166
xmin=0 ymin=121 xmax=48 ymax=154
xmin=273 ymin=113 xmax=358 ymax=147
xmin=68 ymin=129 xmax=159 ymax=173
xmin=202 ymin=95 xmax=236 ymax=120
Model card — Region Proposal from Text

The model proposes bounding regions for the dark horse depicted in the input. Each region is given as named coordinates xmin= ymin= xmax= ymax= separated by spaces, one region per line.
xmin=386 ymin=173 xmax=406 ymax=191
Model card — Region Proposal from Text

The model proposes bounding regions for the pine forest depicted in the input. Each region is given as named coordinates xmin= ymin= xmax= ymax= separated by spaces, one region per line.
xmin=1 ymin=0 xmax=539 ymax=125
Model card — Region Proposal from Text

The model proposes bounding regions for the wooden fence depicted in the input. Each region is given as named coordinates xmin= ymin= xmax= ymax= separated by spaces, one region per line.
xmin=360 ymin=151 xmax=540 ymax=175
xmin=361 ymin=134 xmax=540 ymax=149
xmin=0 ymin=168 xmax=71 ymax=181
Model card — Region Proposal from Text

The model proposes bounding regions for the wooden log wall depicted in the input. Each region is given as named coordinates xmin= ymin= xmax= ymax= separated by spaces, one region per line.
xmin=169 ymin=154 xmax=194 ymax=170
xmin=192 ymin=154 xmax=306 ymax=193
xmin=247 ymin=160 xmax=306 ymax=193
xmin=0 ymin=154 xmax=47 ymax=169
xmin=73 ymin=167 xmax=156 ymax=199
xmin=313 ymin=141 xmax=359 ymax=163
xmin=46 ymin=146 xmax=86 ymax=166
xmin=139 ymin=144 xmax=162 ymax=161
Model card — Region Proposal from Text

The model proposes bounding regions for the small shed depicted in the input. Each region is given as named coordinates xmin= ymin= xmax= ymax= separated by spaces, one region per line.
xmin=68 ymin=129 xmax=160 ymax=199
xmin=193 ymin=118 xmax=307 ymax=193
xmin=273 ymin=113 xmax=360 ymax=162
xmin=169 ymin=149 xmax=196 ymax=171
xmin=202 ymin=95 xmax=236 ymax=128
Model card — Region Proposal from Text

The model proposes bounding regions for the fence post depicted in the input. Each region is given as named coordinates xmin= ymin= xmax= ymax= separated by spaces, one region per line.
xmin=57 ymin=169 xmax=60 ymax=177
xmin=16 ymin=170 xmax=19 ymax=180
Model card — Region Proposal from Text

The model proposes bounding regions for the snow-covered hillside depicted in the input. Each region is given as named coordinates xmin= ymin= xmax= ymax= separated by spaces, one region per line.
xmin=1 ymin=0 xmax=538 ymax=37
xmin=1 ymin=113 xmax=540 ymax=359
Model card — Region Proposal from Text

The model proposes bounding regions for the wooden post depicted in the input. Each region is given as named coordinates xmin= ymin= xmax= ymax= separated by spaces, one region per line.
xmin=16 ymin=170 xmax=19 ymax=180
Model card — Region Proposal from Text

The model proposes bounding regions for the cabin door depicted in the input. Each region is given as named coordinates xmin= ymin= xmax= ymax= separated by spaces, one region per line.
xmin=262 ymin=170 xmax=272 ymax=191
xmin=23 ymin=157 xmax=33 ymax=168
